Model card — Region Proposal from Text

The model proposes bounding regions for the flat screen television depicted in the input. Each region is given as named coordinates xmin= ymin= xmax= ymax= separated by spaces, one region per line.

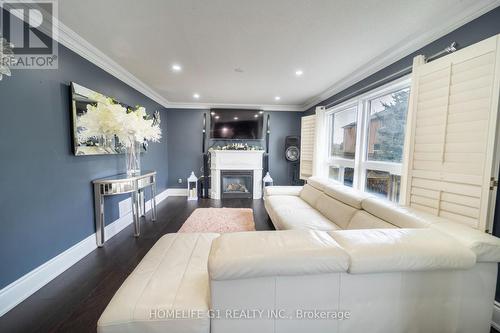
xmin=210 ymin=109 xmax=264 ymax=140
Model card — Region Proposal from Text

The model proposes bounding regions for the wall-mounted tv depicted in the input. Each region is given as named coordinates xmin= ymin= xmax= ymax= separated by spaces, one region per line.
xmin=210 ymin=109 xmax=264 ymax=140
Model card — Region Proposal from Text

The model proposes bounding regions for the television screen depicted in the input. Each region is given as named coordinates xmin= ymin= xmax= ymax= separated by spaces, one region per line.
xmin=210 ymin=109 xmax=264 ymax=139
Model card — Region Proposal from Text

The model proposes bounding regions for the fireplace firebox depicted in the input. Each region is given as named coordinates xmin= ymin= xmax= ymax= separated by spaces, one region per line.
xmin=221 ymin=170 xmax=253 ymax=199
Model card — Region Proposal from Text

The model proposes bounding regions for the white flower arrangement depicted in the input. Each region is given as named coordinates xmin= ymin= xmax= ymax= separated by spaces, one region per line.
xmin=0 ymin=36 xmax=15 ymax=81
xmin=78 ymin=93 xmax=162 ymax=147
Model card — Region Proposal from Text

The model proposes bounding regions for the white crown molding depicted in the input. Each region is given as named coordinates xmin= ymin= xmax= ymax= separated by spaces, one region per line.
xmin=0 ymin=188 xmax=171 ymax=317
xmin=300 ymin=1 xmax=500 ymax=111
xmin=166 ymin=101 xmax=304 ymax=112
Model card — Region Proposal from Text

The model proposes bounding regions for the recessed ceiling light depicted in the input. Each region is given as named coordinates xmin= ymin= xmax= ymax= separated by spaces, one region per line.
xmin=295 ymin=69 xmax=303 ymax=76
xmin=234 ymin=117 xmax=239 ymax=120
xmin=171 ymin=64 xmax=182 ymax=72
xmin=254 ymin=114 xmax=259 ymax=118
xmin=274 ymin=96 xmax=281 ymax=101
xmin=193 ymin=93 xmax=200 ymax=99
xmin=211 ymin=111 xmax=215 ymax=115
xmin=215 ymin=115 xmax=220 ymax=119
xmin=259 ymin=111 xmax=264 ymax=114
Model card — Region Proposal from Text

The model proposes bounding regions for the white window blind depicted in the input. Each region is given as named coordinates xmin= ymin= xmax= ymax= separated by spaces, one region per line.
xmin=300 ymin=115 xmax=316 ymax=180
xmin=401 ymin=34 xmax=500 ymax=231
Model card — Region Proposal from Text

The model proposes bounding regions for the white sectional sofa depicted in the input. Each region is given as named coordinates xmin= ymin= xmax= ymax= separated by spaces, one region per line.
xmin=98 ymin=177 xmax=500 ymax=333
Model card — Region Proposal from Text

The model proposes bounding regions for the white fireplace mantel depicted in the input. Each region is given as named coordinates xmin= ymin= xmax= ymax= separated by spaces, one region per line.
xmin=210 ymin=150 xmax=264 ymax=200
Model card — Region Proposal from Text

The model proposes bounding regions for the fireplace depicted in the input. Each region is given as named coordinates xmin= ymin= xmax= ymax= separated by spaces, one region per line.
xmin=221 ymin=170 xmax=254 ymax=199
xmin=210 ymin=150 xmax=264 ymax=199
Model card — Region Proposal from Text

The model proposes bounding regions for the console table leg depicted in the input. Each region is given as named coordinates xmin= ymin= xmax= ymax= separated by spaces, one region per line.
xmin=132 ymin=191 xmax=140 ymax=237
xmin=151 ymin=182 xmax=157 ymax=222
xmin=139 ymin=189 xmax=145 ymax=217
xmin=94 ymin=185 xmax=105 ymax=247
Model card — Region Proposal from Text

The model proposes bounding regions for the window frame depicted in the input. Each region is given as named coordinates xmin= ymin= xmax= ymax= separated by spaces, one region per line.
xmin=324 ymin=76 xmax=411 ymax=200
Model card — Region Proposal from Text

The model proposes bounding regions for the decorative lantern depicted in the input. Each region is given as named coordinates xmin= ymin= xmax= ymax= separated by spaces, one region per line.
xmin=187 ymin=171 xmax=198 ymax=201
xmin=263 ymin=172 xmax=274 ymax=187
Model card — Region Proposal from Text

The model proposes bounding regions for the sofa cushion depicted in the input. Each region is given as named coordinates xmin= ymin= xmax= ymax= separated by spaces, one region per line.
xmin=323 ymin=184 xmax=369 ymax=209
xmin=97 ymin=233 xmax=219 ymax=333
xmin=265 ymin=195 xmax=314 ymax=211
xmin=431 ymin=221 xmax=500 ymax=262
xmin=346 ymin=211 xmax=397 ymax=230
xmin=316 ymin=193 xmax=359 ymax=229
xmin=299 ymin=184 xmax=323 ymax=207
xmin=361 ymin=197 xmax=431 ymax=229
xmin=264 ymin=186 xmax=302 ymax=197
xmin=274 ymin=206 xmax=340 ymax=231
xmin=208 ymin=230 xmax=349 ymax=280
xmin=329 ymin=229 xmax=476 ymax=274
xmin=307 ymin=176 xmax=337 ymax=191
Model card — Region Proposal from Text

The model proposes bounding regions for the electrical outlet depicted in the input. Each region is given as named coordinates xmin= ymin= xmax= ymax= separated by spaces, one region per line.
xmin=178 ymin=178 xmax=183 ymax=184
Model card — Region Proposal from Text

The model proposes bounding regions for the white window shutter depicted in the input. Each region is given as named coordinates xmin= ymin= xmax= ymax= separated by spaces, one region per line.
xmin=300 ymin=115 xmax=316 ymax=180
xmin=313 ymin=106 xmax=329 ymax=178
xmin=401 ymin=34 xmax=500 ymax=231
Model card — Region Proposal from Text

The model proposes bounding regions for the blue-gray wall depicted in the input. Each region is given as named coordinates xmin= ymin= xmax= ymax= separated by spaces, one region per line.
xmin=167 ymin=109 xmax=301 ymax=187
xmin=0 ymin=36 xmax=168 ymax=288
xmin=304 ymin=6 xmax=500 ymax=115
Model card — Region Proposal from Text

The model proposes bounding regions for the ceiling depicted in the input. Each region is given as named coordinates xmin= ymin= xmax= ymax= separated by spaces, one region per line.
xmin=57 ymin=0 xmax=499 ymax=110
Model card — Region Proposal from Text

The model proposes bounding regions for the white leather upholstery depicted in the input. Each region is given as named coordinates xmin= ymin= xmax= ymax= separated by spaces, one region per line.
xmin=263 ymin=186 xmax=302 ymax=197
xmin=209 ymin=229 xmax=496 ymax=333
xmin=264 ymin=195 xmax=313 ymax=211
xmin=274 ymin=207 xmax=339 ymax=231
xmin=361 ymin=197 xmax=431 ymax=228
xmin=431 ymin=220 xmax=500 ymax=262
xmin=306 ymin=176 xmax=338 ymax=191
xmin=208 ymin=230 xmax=348 ymax=280
xmin=337 ymin=263 xmax=497 ymax=333
xmin=265 ymin=195 xmax=339 ymax=231
xmin=329 ymin=228 xmax=476 ymax=273
xmin=97 ymin=233 xmax=219 ymax=333
xmin=315 ymin=193 xmax=358 ymax=229
xmin=323 ymin=184 xmax=369 ymax=209
xmin=346 ymin=211 xmax=397 ymax=230
xmin=299 ymin=184 xmax=322 ymax=207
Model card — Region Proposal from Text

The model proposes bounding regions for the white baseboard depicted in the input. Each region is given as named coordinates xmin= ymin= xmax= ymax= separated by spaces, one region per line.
xmin=492 ymin=302 xmax=500 ymax=331
xmin=0 ymin=188 xmax=170 ymax=317
xmin=167 ymin=188 xmax=188 ymax=196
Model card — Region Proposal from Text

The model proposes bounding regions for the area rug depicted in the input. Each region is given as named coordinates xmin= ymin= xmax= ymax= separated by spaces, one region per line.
xmin=178 ymin=208 xmax=255 ymax=233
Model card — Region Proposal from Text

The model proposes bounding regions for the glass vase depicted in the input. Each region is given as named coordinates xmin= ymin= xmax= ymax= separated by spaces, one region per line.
xmin=125 ymin=139 xmax=141 ymax=176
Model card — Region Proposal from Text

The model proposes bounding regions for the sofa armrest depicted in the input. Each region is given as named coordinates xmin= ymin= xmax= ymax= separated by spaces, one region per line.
xmin=208 ymin=230 xmax=348 ymax=280
xmin=263 ymin=186 xmax=302 ymax=197
xmin=328 ymin=228 xmax=476 ymax=274
xmin=430 ymin=221 xmax=500 ymax=262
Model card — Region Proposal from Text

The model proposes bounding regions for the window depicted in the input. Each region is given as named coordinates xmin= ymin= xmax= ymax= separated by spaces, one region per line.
xmin=325 ymin=78 xmax=410 ymax=202
xmin=366 ymin=88 xmax=409 ymax=163
xmin=330 ymin=107 xmax=357 ymax=159
xmin=327 ymin=106 xmax=357 ymax=187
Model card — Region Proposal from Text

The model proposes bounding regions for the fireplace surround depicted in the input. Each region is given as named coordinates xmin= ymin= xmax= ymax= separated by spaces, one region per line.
xmin=209 ymin=150 xmax=264 ymax=200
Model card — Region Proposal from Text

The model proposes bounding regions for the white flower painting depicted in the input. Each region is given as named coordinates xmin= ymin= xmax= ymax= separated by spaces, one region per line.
xmin=77 ymin=92 xmax=162 ymax=147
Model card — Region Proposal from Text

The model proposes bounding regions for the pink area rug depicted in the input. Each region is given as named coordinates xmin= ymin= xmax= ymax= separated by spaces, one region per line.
xmin=178 ymin=208 xmax=255 ymax=233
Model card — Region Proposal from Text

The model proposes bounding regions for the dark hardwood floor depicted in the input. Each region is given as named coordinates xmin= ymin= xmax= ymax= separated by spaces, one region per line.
xmin=0 ymin=197 xmax=273 ymax=333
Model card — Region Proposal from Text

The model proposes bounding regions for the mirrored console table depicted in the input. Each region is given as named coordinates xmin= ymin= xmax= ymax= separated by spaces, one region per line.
xmin=93 ymin=170 xmax=157 ymax=247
